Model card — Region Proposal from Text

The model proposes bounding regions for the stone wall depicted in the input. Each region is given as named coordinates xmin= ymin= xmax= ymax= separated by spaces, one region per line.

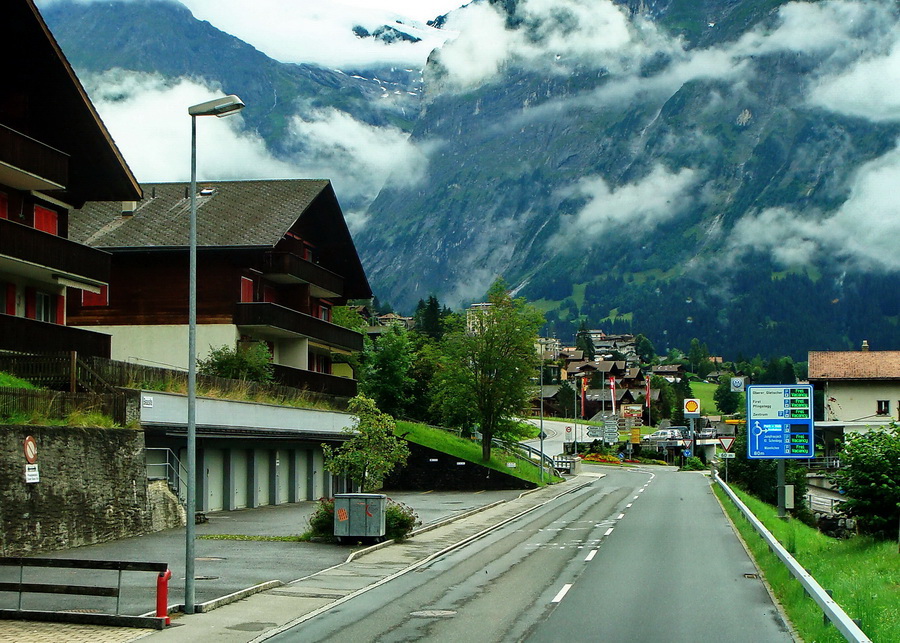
xmin=384 ymin=442 xmax=536 ymax=491
xmin=0 ymin=425 xmax=161 ymax=555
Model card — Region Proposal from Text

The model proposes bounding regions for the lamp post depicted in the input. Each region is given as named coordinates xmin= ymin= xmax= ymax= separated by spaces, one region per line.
xmin=538 ymin=339 xmax=547 ymax=482
xmin=185 ymin=94 xmax=244 ymax=615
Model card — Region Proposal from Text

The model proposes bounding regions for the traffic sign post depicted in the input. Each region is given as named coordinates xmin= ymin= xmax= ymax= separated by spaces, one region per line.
xmin=747 ymin=384 xmax=815 ymax=518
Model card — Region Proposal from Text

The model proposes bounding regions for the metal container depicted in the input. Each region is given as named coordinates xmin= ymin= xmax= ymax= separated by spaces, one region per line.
xmin=333 ymin=493 xmax=387 ymax=541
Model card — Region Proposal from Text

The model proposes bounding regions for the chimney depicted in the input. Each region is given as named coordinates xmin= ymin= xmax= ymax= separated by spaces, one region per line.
xmin=121 ymin=201 xmax=137 ymax=216
xmin=861 ymin=340 xmax=870 ymax=352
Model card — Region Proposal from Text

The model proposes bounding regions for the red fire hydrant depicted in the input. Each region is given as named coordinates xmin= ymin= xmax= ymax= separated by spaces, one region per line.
xmin=157 ymin=569 xmax=172 ymax=625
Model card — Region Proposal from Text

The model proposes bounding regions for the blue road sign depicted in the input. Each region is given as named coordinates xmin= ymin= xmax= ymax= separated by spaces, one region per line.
xmin=746 ymin=384 xmax=814 ymax=459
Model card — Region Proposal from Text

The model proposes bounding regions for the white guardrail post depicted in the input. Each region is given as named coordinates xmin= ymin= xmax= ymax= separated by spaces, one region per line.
xmin=713 ymin=473 xmax=871 ymax=643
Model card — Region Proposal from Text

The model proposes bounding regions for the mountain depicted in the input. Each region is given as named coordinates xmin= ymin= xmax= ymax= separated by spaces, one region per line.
xmin=355 ymin=0 xmax=900 ymax=358
xmin=40 ymin=0 xmax=900 ymax=359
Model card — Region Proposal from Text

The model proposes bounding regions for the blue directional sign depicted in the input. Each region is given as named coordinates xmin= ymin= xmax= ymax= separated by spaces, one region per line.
xmin=746 ymin=384 xmax=814 ymax=459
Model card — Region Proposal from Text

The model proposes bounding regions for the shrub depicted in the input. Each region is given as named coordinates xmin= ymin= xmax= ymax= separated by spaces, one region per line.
xmin=385 ymin=499 xmax=420 ymax=541
xmin=306 ymin=497 xmax=335 ymax=541
xmin=198 ymin=342 xmax=274 ymax=383
xmin=680 ymin=456 xmax=706 ymax=471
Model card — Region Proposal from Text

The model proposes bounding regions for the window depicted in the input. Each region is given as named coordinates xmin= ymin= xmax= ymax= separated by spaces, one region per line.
xmin=318 ymin=303 xmax=331 ymax=322
xmin=0 ymin=192 xmax=8 ymax=219
xmin=2 ymin=282 xmax=14 ymax=315
xmin=34 ymin=205 xmax=58 ymax=235
xmin=240 ymin=277 xmax=254 ymax=303
xmin=35 ymin=292 xmax=53 ymax=322
xmin=262 ymin=285 xmax=277 ymax=303
xmin=82 ymin=285 xmax=109 ymax=307
xmin=876 ymin=400 xmax=889 ymax=415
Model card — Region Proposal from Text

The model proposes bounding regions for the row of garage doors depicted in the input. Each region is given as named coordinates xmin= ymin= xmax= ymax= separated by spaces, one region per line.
xmin=147 ymin=440 xmax=347 ymax=513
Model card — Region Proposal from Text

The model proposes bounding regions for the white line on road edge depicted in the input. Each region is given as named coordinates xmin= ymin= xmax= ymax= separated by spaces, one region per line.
xmin=552 ymin=584 xmax=573 ymax=603
xmin=626 ymin=503 xmax=632 ymax=508
xmin=585 ymin=550 xmax=598 ymax=562
xmin=604 ymin=527 xmax=614 ymax=536
xmin=617 ymin=513 xmax=625 ymax=519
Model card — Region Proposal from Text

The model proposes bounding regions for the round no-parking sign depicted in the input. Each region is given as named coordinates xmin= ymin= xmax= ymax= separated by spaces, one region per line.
xmin=24 ymin=436 xmax=37 ymax=464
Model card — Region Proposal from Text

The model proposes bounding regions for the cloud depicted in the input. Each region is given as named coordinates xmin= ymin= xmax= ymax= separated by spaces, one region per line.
xmin=37 ymin=0 xmax=462 ymax=68
xmin=549 ymin=164 xmax=700 ymax=249
xmin=82 ymin=70 xmax=298 ymax=182
xmin=285 ymin=108 xmax=433 ymax=203
xmin=81 ymin=70 xmax=431 ymax=214
xmin=808 ymin=42 xmax=900 ymax=122
xmin=726 ymin=139 xmax=900 ymax=271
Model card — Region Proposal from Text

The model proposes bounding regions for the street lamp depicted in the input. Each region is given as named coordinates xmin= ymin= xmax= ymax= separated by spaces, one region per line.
xmin=185 ymin=94 xmax=244 ymax=615
xmin=538 ymin=339 xmax=547 ymax=482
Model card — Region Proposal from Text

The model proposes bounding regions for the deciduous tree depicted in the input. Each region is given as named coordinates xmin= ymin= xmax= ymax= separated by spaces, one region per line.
xmin=433 ymin=280 xmax=544 ymax=461
xmin=323 ymin=395 xmax=410 ymax=492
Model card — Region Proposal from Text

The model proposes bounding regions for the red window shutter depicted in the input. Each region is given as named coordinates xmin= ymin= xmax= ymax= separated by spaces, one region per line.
xmin=3 ymin=283 xmax=14 ymax=315
xmin=81 ymin=285 xmax=109 ymax=307
xmin=34 ymin=205 xmax=58 ymax=235
xmin=0 ymin=192 xmax=8 ymax=219
xmin=24 ymin=287 xmax=36 ymax=319
xmin=240 ymin=277 xmax=253 ymax=303
xmin=55 ymin=294 xmax=65 ymax=324
xmin=262 ymin=285 xmax=277 ymax=303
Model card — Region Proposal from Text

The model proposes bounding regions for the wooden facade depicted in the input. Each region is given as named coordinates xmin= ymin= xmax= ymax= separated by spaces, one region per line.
xmin=0 ymin=0 xmax=140 ymax=358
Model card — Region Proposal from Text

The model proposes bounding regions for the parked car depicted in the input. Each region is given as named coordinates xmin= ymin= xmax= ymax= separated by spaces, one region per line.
xmin=698 ymin=427 xmax=716 ymax=439
xmin=646 ymin=429 xmax=680 ymax=441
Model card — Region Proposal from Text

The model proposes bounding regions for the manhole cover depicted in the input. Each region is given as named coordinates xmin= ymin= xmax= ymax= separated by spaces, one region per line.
xmin=194 ymin=575 xmax=219 ymax=581
xmin=409 ymin=610 xmax=457 ymax=618
xmin=196 ymin=557 xmax=225 ymax=561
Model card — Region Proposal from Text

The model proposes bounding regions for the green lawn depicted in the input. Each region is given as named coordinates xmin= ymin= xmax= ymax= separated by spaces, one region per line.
xmin=715 ymin=484 xmax=900 ymax=642
xmin=396 ymin=421 xmax=562 ymax=486
xmin=690 ymin=381 xmax=718 ymax=414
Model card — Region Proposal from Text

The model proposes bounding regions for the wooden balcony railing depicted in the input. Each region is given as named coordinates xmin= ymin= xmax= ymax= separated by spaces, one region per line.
xmin=261 ymin=251 xmax=344 ymax=297
xmin=0 ymin=315 xmax=111 ymax=358
xmin=234 ymin=302 xmax=363 ymax=352
xmin=0 ymin=219 xmax=110 ymax=284
xmin=272 ymin=364 xmax=357 ymax=398
xmin=0 ymin=123 xmax=68 ymax=189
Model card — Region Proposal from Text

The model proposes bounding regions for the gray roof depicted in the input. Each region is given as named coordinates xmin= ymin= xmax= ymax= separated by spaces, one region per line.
xmin=70 ymin=179 xmax=332 ymax=249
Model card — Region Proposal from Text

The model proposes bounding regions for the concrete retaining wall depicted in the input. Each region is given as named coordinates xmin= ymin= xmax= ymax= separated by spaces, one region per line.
xmin=0 ymin=425 xmax=163 ymax=556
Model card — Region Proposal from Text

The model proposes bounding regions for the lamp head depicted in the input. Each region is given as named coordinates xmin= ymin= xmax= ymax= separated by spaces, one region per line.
xmin=188 ymin=95 xmax=245 ymax=118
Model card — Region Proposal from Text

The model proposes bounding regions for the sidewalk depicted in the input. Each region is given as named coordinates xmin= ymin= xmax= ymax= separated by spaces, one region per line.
xmin=0 ymin=480 xmax=597 ymax=642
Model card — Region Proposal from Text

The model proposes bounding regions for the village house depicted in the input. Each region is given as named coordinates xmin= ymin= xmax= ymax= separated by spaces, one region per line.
xmin=0 ymin=0 xmax=141 ymax=357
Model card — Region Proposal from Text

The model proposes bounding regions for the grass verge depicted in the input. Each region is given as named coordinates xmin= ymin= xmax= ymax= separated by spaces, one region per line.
xmin=713 ymin=483 xmax=899 ymax=642
xmin=396 ymin=421 xmax=563 ymax=486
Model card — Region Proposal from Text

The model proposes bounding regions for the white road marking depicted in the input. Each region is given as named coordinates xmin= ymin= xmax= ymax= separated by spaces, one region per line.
xmin=604 ymin=527 xmax=614 ymax=536
xmin=617 ymin=513 xmax=625 ymax=520
xmin=585 ymin=550 xmax=598 ymax=561
xmin=626 ymin=503 xmax=633 ymax=508
xmin=552 ymin=584 xmax=573 ymax=603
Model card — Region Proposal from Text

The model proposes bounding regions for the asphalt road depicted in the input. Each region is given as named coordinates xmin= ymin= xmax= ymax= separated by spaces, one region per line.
xmin=266 ymin=466 xmax=792 ymax=642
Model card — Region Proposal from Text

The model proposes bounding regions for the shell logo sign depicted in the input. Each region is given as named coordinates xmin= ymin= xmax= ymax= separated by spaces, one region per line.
xmin=683 ymin=398 xmax=701 ymax=418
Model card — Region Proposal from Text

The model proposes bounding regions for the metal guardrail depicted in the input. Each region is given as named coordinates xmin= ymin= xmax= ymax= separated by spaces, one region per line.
xmin=806 ymin=493 xmax=845 ymax=516
xmin=713 ymin=473 xmax=871 ymax=643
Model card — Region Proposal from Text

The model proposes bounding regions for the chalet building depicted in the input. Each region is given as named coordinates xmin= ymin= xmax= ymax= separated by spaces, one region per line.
xmin=67 ymin=180 xmax=371 ymax=397
xmin=0 ymin=0 xmax=141 ymax=357
xmin=651 ymin=364 xmax=684 ymax=382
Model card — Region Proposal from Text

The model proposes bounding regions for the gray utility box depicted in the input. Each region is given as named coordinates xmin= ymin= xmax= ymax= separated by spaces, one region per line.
xmin=333 ymin=493 xmax=387 ymax=540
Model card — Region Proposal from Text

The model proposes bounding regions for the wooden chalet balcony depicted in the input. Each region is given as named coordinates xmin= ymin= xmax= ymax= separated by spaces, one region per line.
xmin=234 ymin=302 xmax=363 ymax=352
xmin=261 ymin=251 xmax=344 ymax=298
xmin=0 ymin=123 xmax=68 ymax=191
xmin=0 ymin=219 xmax=110 ymax=285
xmin=0 ymin=314 xmax=110 ymax=358
xmin=273 ymin=364 xmax=357 ymax=398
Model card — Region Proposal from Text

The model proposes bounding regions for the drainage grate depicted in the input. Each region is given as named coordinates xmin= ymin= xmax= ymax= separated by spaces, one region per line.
xmin=744 ymin=573 xmax=759 ymax=579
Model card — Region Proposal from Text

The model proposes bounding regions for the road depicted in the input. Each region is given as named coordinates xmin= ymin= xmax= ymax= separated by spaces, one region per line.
xmin=264 ymin=467 xmax=792 ymax=642
xmin=522 ymin=417 xmax=587 ymax=458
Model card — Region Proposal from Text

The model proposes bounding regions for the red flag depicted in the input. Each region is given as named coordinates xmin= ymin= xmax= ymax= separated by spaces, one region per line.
xmin=609 ymin=376 xmax=617 ymax=415
xmin=580 ymin=376 xmax=588 ymax=419
xmin=645 ymin=375 xmax=651 ymax=408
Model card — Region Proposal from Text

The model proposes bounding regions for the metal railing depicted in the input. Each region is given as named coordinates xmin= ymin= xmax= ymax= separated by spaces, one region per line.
xmin=145 ymin=448 xmax=186 ymax=503
xmin=713 ymin=473 xmax=870 ymax=642
xmin=806 ymin=493 xmax=845 ymax=516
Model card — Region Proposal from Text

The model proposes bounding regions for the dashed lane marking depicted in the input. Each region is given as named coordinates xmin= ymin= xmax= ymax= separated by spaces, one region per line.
xmin=552 ymin=584 xmax=573 ymax=603
xmin=585 ymin=550 xmax=598 ymax=562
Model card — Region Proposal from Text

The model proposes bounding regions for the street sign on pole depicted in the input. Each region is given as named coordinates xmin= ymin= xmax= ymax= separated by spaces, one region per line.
xmin=683 ymin=398 xmax=701 ymax=418
xmin=720 ymin=452 xmax=736 ymax=459
xmin=746 ymin=384 xmax=814 ymax=459
xmin=718 ymin=436 xmax=736 ymax=452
